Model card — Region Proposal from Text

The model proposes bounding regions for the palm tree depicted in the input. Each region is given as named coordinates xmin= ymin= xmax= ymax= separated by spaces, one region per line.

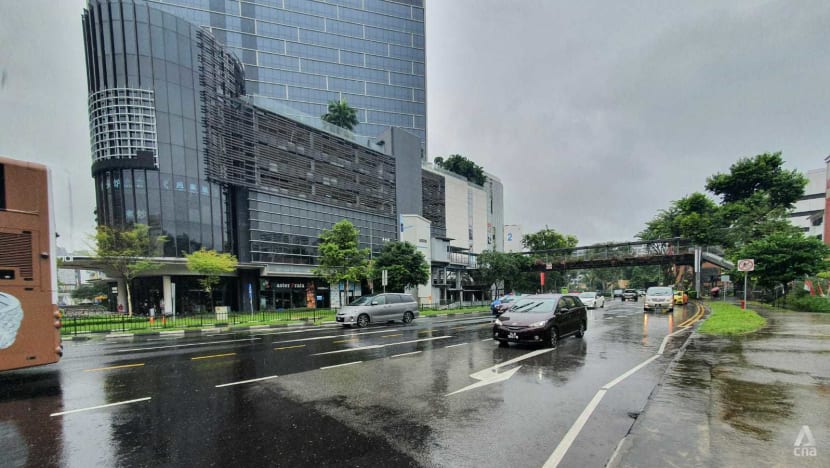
xmin=321 ymin=99 xmax=359 ymax=130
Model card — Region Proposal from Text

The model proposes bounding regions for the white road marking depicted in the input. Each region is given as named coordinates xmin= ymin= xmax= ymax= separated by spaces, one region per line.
xmin=50 ymin=397 xmax=151 ymax=417
xmin=543 ymin=353 xmax=664 ymax=467
xmin=447 ymin=366 xmax=523 ymax=396
xmin=481 ymin=338 xmax=494 ymax=342
xmin=446 ymin=348 xmax=555 ymax=396
xmin=215 ymin=375 xmax=279 ymax=388
xmin=311 ymin=336 xmax=452 ymax=356
xmin=320 ymin=361 xmax=362 ymax=370
xmin=542 ymin=390 xmax=607 ymax=467
xmin=114 ymin=338 xmax=260 ymax=353
xmin=445 ymin=342 xmax=468 ymax=348
xmin=390 ymin=351 xmax=422 ymax=358
xmin=657 ymin=327 xmax=688 ymax=355
xmin=272 ymin=328 xmax=402 ymax=345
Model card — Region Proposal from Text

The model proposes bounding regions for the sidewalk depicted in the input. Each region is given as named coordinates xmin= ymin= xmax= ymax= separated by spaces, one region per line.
xmin=68 ymin=309 xmax=491 ymax=341
xmin=610 ymin=305 xmax=830 ymax=467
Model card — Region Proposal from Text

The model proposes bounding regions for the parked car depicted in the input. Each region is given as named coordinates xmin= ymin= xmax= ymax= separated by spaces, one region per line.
xmin=492 ymin=294 xmax=519 ymax=316
xmin=335 ymin=293 xmax=419 ymax=327
xmin=622 ymin=289 xmax=638 ymax=301
xmin=644 ymin=286 xmax=674 ymax=313
xmin=578 ymin=291 xmax=605 ymax=309
xmin=613 ymin=289 xmax=624 ymax=299
xmin=673 ymin=290 xmax=689 ymax=305
xmin=493 ymin=294 xmax=587 ymax=348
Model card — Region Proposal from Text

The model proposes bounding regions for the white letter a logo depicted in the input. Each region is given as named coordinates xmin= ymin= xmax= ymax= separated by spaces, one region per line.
xmin=795 ymin=425 xmax=816 ymax=447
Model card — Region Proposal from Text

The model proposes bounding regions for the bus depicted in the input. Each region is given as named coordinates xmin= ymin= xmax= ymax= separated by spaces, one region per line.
xmin=0 ymin=156 xmax=62 ymax=371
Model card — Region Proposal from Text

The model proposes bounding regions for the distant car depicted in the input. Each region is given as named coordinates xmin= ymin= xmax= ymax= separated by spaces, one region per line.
xmin=335 ymin=293 xmax=419 ymax=327
xmin=644 ymin=286 xmax=674 ymax=313
xmin=493 ymin=294 xmax=586 ymax=348
xmin=622 ymin=289 xmax=638 ymax=301
xmin=578 ymin=291 xmax=605 ymax=309
xmin=492 ymin=295 xmax=518 ymax=316
xmin=637 ymin=289 xmax=646 ymax=297
xmin=673 ymin=290 xmax=689 ymax=305
xmin=613 ymin=289 xmax=624 ymax=299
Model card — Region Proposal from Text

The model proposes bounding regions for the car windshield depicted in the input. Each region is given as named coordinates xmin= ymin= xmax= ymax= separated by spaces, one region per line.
xmin=578 ymin=292 xmax=596 ymax=298
xmin=647 ymin=287 xmax=672 ymax=296
xmin=509 ymin=299 xmax=557 ymax=313
xmin=348 ymin=295 xmax=375 ymax=306
xmin=502 ymin=296 xmax=516 ymax=303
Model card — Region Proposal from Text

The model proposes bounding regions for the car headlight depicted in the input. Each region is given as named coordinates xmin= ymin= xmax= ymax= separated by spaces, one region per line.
xmin=494 ymin=318 xmax=503 ymax=326
xmin=530 ymin=320 xmax=547 ymax=328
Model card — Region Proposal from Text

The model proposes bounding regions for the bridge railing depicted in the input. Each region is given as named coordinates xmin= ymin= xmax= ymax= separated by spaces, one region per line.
xmin=525 ymin=238 xmax=696 ymax=263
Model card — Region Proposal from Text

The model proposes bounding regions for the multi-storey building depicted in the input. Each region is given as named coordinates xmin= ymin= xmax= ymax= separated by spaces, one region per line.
xmin=789 ymin=167 xmax=824 ymax=241
xmin=81 ymin=0 xmax=502 ymax=312
xmin=146 ymin=0 xmax=426 ymax=146
xmin=82 ymin=0 xmax=426 ymax=311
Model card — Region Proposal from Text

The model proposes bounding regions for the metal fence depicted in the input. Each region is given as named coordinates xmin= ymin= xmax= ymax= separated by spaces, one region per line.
xmin=61 ymin=308 xmax=336 ymax=336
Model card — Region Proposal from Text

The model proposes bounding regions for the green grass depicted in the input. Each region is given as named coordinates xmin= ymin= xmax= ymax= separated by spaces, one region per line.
xmin=698 ymin=302 xmax=767 ymax=335
xmin=419 ymin=306 xmax=489 ymax=317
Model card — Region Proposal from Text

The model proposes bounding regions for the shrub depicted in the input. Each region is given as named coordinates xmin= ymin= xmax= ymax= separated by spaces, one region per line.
xmin=788 ymin=295 xmax=830 ymax=313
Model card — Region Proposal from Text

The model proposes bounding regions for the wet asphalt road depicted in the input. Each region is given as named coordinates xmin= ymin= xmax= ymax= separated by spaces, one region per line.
xmin=1 ymin=300 xmax=697 ymax=467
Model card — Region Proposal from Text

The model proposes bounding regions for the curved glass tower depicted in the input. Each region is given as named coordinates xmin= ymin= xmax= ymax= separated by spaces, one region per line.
xmin=83 ymin=0 xmax=244 ymax=255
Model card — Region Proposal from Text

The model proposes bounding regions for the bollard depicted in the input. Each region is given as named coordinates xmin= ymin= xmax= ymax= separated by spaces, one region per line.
xmin=740 ymin=300 xmax=745 ymax=309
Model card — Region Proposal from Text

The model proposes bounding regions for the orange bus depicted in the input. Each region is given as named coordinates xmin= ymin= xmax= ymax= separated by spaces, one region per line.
xmin=0 ymin=156 xmax=62 ymax=371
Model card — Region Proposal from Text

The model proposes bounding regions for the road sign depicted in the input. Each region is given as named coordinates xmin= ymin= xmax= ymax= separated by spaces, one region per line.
xmin=737 ymin=259 xmax=755 ymax=272
xmin=721 ymin=275 xmax=730 ymax=283
xmin=382 ymin=269 xmax=388 ymax=287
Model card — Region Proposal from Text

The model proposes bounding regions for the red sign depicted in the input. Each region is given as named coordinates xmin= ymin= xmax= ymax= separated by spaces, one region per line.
xmin=540 ymin=272 xmax=545 ymax=286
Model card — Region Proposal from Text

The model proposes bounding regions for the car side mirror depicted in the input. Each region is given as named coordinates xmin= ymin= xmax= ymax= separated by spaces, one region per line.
xmin=371 ymin=301 xmax=379 ymax=306
xmin=557 ymin=308 xmax=569 ymax=314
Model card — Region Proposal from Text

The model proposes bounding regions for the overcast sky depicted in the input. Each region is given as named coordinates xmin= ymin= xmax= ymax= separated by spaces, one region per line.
xmin=2 ymin=0 xmax=829 ymax=252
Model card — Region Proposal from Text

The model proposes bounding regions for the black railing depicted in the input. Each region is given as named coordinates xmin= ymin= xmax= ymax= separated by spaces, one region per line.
xmin=61 ymin=308 xmax=337 ymax=335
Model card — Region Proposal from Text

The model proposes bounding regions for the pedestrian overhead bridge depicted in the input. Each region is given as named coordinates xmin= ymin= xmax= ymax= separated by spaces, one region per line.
xmin=522 ymin=238 xmax=734 ymax=272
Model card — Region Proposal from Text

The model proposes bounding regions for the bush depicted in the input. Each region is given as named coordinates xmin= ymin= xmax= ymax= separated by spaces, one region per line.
xmin=788 ymin=295 xmax=830 ymax=313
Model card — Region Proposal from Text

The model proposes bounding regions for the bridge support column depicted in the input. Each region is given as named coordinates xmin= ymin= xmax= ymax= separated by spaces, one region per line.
xmin=694 ymin=246 xmax=702 ymax=298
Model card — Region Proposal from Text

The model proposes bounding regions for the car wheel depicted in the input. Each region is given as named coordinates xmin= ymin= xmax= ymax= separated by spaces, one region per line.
xmin=547 ymin=328 xmax=559 ymax=349
xmin=402 ymin=311 xmax=414 ymax=324
xmin=575 ymin=322 xmax=585 ymax=338
xmin=356 ymin=314 xmax=370 ymax=328
xmin=600 ymin=302 xmax=604 ymax=308
xmin=497 ymin=340 xmax=509 ymax=347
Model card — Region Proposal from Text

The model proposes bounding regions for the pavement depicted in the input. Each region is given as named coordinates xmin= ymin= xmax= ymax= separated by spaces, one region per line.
xmin=609 ymin=303 xmax=830 ymax=467
xmin=67 ymin=309 xmax=492 ymax=340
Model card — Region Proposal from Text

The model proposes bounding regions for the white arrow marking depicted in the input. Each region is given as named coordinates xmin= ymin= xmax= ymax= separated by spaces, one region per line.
xmin=447 ymin=366 xmax=523 ymax=396
xmin=447 ymin=348 xmax=555 ymax=396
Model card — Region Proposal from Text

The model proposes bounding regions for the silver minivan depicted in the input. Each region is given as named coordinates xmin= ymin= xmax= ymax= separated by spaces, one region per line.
xmin=335 ymin=293 xmax=419 ymax=328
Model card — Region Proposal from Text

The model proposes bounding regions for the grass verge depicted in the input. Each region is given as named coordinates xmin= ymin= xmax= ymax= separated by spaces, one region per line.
xmin=698 ymin=302 xmax=767 ymax=335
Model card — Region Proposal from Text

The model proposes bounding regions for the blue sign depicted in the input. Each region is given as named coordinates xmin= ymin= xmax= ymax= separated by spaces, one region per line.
xmin=248 ymin=283 xmax=253 ymax=300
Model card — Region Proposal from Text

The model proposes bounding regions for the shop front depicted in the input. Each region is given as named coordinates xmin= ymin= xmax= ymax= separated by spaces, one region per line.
xmin=259 ymin=277 xmax=330 ymax=310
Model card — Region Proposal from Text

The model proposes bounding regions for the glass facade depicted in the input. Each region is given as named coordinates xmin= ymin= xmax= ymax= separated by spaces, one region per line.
xmin=249 ymin=191 xmax=396 ymax=265
xmin=146 ymin=0 xmax=426 ymax=145
xmin=83 ymin=0 xmax=244 ymax=255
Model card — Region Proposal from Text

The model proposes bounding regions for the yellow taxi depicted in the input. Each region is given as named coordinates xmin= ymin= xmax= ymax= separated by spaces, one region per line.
xmin=673 ymin=289 xmax=689 ymax=305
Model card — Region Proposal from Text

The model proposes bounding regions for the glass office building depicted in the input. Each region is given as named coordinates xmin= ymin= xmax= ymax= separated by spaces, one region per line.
xmin=146 ymin=0 xmax=426 ymax=146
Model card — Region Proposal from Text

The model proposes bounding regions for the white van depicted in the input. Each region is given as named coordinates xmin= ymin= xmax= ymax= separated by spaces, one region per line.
xmin=335 ymin=293 xmax=419 ymax=328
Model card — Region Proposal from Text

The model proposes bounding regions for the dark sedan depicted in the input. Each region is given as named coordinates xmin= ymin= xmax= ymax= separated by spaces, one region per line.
xmin=493 ymin=294 xmax=587 ymax=348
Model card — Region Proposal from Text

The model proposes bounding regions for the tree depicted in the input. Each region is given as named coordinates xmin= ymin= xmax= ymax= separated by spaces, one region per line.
xmin=476 ymin=250 xmax=531 ymax=294
xmin=321 ymin=99 xmax=359 ymax=130
xmin=94 ymin=224 xmax=165 ymax=316
xmin=312 ymin=220 xmax=370 ymax=305
xmin=522 ymin=227 xmax=578 ymax=252
xmin=71 ymin=282 xmax=111 ymax=305
xmin=370 ymin=241 xmax=429 ymax=293
xmin=705 ymin=152 xmax=807 ymax=249
xmin=185 ymin=249 xmax=238 ymax=312
xmin=434 ymin=154 xmax=486 ymax=186
xmin=638 ymin=192 xmax=723 ymax=246
xmin=734 ymin=232 xmax=830 ymax=294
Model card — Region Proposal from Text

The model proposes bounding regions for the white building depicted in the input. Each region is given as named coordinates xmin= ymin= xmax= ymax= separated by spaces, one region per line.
xmin=789 ymin=167 xmax=824 ymax=241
